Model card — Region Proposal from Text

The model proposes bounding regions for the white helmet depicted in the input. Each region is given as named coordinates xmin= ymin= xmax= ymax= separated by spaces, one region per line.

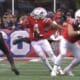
xmin=75 ymin=9 xmax=80 ymax=23
xmin=30 ymin=7 xmax=47 ymax=19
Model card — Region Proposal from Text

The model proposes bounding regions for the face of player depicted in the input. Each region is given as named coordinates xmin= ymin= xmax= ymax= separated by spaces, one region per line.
xmin=76 ymin=17 xmax=80 ymax=29
xmin=76 ymin=17 xmax=80 ymax=24
xmin=75 ymin=17 xmax=80 ymax=30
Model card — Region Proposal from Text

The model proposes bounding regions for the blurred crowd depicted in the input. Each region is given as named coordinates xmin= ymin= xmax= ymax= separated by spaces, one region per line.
xmin=0 ymin=11 xmax=18 ymax=29
xmin=0 ymin=8 xmax=74 ymax=30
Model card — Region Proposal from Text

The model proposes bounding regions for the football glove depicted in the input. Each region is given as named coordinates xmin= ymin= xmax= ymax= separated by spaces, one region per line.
xmin=13 ymin=37 xmax=30 ymax=45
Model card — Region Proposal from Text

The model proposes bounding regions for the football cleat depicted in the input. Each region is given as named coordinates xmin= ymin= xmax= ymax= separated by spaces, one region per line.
xmin=51 ymin=69 xmax=58 ymax=76
xmin=51 ymin=65 xmax=58 ymax=76
xmin=63 ymin=67 xmax=74 ymax=76
xmin=11 ymin=66 xmax=20 ymax=75
xmin=58 ymin=66 xmax=64 ymax=75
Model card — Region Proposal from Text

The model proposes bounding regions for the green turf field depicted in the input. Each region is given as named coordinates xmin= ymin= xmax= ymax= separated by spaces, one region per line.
xmin=0 ymin=58 xmax=80 ymax=80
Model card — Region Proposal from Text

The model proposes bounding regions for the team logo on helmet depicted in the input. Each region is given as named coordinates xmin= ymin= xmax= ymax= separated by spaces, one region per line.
xmin=30 ymin=7 xmax=47 ymax=19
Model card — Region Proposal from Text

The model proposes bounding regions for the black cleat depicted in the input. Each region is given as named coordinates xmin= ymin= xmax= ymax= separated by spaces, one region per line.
xmin=11 ymin=67 xmax=20 ymax=75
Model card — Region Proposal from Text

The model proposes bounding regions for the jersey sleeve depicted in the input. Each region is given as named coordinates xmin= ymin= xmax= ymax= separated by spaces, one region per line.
xmin=43 ymin=18 xmax=52 ymax=26
xmin=20 ymin=16 xmax=30 ymax=28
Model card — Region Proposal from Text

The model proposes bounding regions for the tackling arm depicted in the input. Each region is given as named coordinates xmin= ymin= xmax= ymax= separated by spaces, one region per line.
xmin=13 ymin=37 xmax=31 ymax=45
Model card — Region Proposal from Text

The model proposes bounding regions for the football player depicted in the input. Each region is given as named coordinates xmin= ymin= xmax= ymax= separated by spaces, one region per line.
xmin=13 ymin=7 xmax=63 ymax=73
xmin=51 ymin=9 xmax=80 ymax=76
xmin=0 ymin=32 xmax=20 ymax=75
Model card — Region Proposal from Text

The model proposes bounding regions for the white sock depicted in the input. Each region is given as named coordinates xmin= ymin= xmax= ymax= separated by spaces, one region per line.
xmin=55 ymin=54 xmax=64 ymax=65
xmin=65 ymin=58 xmax=80 ymax=70
xmin=41 ymin=57 xmax=52 ymax=71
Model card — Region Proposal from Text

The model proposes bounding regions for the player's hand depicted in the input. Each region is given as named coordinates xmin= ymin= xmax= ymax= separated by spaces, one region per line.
xmin=34 ymin=31 xmax=43 ymax=38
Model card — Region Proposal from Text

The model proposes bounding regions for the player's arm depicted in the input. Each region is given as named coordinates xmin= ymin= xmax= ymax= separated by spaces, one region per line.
xmin=13 ymin=37 xmax=31 ymax=45
xmin=44 ymin=18 xmax=63 ymax=32
xmin=68 ymin=23 xmax=80 ymax=36
xmin=19 ymin=16 xmax=30 ymax=28
xmin=51 ymin=20 xmax=63 ymax=30
xmin=45 ymin=19 xmax=63 ymax=31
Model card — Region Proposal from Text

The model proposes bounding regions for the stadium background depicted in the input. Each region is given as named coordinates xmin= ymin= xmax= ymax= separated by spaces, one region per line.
xmin=0 ymin=29 xmax=73 ymax=57
xmin=0 ymin=0 xmax=79 ymax=58
xmin=0 ymin=0 xmax=77 ymax=16
xmin=0 ymin=1 xmax=80 ymax=80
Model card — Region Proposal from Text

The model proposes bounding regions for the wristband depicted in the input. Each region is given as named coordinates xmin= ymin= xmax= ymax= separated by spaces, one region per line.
xmin=53 ymin=21 xmax=57 ymax=25
xmin=77 ymin=31 xmax=80 ymax=35
xmin=19 ymin=20 xmax=23 ymax=24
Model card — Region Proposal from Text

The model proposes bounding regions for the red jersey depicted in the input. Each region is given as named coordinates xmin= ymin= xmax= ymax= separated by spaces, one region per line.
xmin=62 ymin=22 xmax=80 ymax=43
xmin=67 ymin=18 xmax=75 ymax=24
xmin=53 ymin=11 xmax=62 ymax=23
xmin=21 ymin=16 xmax=53 ymax=41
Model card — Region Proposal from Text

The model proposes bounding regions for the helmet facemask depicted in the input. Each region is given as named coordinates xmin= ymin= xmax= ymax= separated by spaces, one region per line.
xmin=30 ymin=7 xmax=47 ymax=19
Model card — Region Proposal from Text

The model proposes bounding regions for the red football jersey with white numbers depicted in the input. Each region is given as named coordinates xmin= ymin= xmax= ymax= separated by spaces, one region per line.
xmin=62 ymin=22 xmax=80 ymax=43
xmin=21 ymin=16 xmax=53 ymax=41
